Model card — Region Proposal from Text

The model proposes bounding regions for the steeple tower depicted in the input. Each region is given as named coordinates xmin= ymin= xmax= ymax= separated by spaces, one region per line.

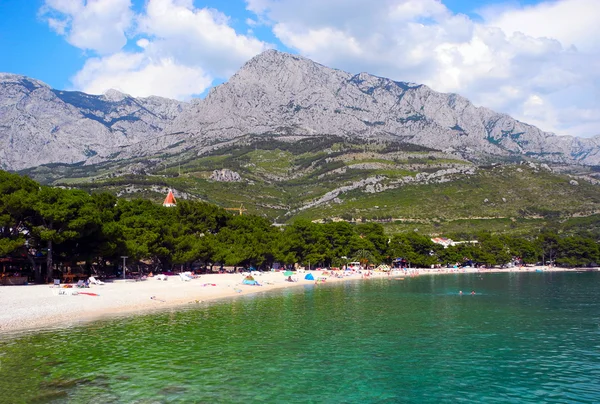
xmin=163 ymin=189 xmax=176 ymax=207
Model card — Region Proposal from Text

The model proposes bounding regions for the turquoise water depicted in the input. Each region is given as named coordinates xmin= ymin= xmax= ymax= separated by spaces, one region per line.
xmin=1 ymin=272 xmax=599 ymax=403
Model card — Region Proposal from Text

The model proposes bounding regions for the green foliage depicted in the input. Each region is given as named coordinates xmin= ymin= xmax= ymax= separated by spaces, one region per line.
xmin=21 ymin=137 xmax=600 ymax=242
xmin=2 ymin=170 xmax=600 ymax=278
xmin=215 ymin=215 xmax=280 ymax=267
xmin=0 ymin=237 xmax=25 ymax=257
xmin=0 ymin=171 xmax=39 ymax=255
xmin=556 ymin=236 xmax=599 ymax=267
xmin=389 ymin=232 xmax=439 ymax=267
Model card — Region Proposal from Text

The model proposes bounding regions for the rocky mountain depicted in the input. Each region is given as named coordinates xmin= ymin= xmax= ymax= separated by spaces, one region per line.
xmin=170 ymin=50 xmax=600 ymax=164
xmin=2 ymin=50 xmax=600 ymax=171
xmin=0 ymin=73 xmax=186 ymax=170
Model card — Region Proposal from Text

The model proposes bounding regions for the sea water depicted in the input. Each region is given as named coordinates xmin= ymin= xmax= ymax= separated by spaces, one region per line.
xmin=0 ymin=272 xmax=599 ymax=403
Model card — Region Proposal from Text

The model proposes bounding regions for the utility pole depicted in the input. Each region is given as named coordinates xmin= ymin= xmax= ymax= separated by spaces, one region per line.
xmin=121 ymin=256 xmax=128 ymax=280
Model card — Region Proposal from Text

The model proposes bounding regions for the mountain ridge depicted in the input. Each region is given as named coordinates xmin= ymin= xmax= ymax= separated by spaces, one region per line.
xmin=2 ymin=50 xmax=600 ymax=171
xmin=0 ymin=73 xmax=187 ymax=170
xmin=175 ymin=50 xmax=591 ymax=163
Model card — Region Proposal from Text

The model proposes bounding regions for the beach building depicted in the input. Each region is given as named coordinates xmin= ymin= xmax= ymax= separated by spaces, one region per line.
xmin=431 ymin=237 xmax=478 ymax=248
xmin=431 ymin=237 xmax=455 ymax=248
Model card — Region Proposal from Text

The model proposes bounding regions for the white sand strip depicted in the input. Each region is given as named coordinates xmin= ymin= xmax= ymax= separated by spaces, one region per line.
xmin=0 ymin=267 xmax=584 ymax=334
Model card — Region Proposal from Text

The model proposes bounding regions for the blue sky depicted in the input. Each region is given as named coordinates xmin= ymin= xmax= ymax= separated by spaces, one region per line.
xmin=0 ymin=0 xmax=283 ymax=89
xmin=0 ymin=0 xmax=544 ymax=89
xmin=0 ymin=0 xmax=80 ymax=89
xmin=0 ymin=0 xmax=598 ymax=137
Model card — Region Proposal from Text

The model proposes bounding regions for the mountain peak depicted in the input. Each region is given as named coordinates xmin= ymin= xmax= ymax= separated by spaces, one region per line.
xmin=0 ymin=73 xmax=49 ymax=91
xmin=103 ymin=88 xmax=130 ymax=102
xmin=238 ymin=49 xmax=336 ymax=76
xmin=178 ymin=51 xmax=599 ymax=166
xmin=248 ymin=48 xmax=302 ymax=62
xmin=227 ymin=49 xmax=349 ymax=94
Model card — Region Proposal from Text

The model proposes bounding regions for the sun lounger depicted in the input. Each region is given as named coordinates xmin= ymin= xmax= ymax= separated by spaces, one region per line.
xmin=155 ymin=274 xmax=168 ymax=281
xmin=88 ymin=276 xmax=105 ymax=285
xmin=179 ymin=273 xmax=193 ymax=281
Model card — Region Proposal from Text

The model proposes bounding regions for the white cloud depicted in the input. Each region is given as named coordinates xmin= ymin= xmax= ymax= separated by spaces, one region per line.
xmin=41 ymin=0 xmax=270 ymax=100
xmin=73 ymin=52 xmax=212 ymax=99
xmin=273 ymin=25 xmax=363 ymax=56
xmin=482 ymin=0 xmax=600 ymax=52
xmin=247 ymin=0 xmax=600 ymax=137
xmin=41 ymin=0 xmax=133 ymax=54
xmin=137 ymin=0 xmax=269 ymax=78
xmin=46 ymin=17 xmax=68 ymax=35
xmin=136 ymin=38 xmax=150 ymax=49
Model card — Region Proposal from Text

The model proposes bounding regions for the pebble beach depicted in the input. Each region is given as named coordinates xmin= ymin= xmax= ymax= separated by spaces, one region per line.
xmin=0 ymin=266 xmax=585 ymax=334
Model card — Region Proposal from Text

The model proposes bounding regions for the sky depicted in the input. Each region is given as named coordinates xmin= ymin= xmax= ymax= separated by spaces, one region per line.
xmin=0 ymin=0 xmax=599 ymax=138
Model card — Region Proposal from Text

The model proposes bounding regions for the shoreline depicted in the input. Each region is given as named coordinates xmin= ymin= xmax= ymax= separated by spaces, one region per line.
xmin=0 ymin=267 xmax=591 ymax=335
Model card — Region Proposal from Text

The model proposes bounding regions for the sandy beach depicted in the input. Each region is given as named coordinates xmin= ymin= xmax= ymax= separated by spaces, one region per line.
xmin=0 ymin=267 xmax=586 ymax=334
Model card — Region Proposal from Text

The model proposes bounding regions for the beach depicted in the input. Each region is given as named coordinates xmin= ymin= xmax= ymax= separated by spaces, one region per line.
xmin=0 ymin=266 xmax=584 ymax=334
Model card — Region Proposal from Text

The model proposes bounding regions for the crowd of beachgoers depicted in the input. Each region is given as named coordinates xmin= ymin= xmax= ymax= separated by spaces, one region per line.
xmin=0 ymin=265 xmax=588 ymax=334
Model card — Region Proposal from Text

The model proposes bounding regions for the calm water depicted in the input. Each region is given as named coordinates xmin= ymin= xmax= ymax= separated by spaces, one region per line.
xmin=1 ymin=272 xmax=599 ymax=403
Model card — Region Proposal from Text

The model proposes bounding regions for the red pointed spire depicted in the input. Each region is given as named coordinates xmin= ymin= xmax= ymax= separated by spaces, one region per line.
xmin=163 ymin=189 xmax=176 ymax=207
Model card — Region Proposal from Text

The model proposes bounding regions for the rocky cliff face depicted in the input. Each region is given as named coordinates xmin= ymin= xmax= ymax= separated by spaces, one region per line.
xmin=0 ymin=74 xmax=186 ymax=170
xmin=2 ymin=50 xmax=600 ymax=171
xmin=210 ymin=168 xmax=241 ymax=182
xmin=169 ymin=50 xmax=600 ymax=165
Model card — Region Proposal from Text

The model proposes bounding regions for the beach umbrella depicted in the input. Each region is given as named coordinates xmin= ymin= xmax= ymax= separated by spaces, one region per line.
xmin=283 ymin=271 xmax=294 ymax=276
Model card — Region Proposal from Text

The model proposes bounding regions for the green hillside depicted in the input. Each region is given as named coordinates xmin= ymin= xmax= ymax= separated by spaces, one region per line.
xmin=20 ymin=136 xmax=600 ymax=236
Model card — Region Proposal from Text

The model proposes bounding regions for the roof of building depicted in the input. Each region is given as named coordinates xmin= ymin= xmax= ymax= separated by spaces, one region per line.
xmin=163 ymin=190 xmax=176 ymax=207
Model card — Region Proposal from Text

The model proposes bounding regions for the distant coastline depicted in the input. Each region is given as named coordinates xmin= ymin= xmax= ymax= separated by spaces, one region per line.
xmin=0 ymin=266 xmax=590 ymax=335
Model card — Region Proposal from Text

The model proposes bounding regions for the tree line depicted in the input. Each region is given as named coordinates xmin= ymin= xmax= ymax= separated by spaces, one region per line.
xmin=1 ymin=170 xmax=598 ymax=282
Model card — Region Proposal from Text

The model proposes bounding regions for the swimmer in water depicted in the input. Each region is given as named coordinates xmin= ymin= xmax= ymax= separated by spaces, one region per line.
xmin=459 ymin=291 xmax=463 ymax=295
xmin=471 ymin=290 xmax=476 ymax=295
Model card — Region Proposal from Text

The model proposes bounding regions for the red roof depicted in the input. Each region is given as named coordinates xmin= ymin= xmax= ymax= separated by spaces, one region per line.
xmin=163 ymin=190 xmax=176 ymax=207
